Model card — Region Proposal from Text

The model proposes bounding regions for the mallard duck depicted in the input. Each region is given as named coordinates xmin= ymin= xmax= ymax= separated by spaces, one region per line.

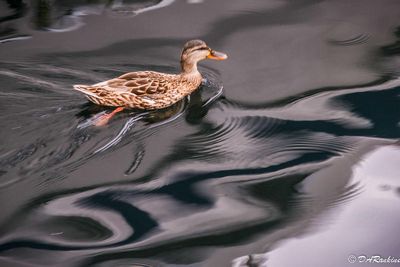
xmin=73 ymin=39 xmax=227 ymax=125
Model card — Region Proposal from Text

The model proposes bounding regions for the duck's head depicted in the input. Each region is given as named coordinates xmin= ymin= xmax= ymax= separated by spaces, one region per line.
xmin=180 ymin=39 xmax=227 ymax=73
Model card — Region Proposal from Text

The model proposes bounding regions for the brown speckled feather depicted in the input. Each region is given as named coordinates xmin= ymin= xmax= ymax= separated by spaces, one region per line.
xmin=74 ymin=71 xmax=202 ymax=110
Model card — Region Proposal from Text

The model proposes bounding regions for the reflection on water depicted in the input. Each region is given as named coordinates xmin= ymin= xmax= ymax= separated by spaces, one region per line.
xmin=1 ymin=0 xmax=175 ymax=40
xmin=1 ymin=0 xmax=400 ymax=267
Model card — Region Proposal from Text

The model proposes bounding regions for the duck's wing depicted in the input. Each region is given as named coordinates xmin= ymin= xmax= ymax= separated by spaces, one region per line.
xmin=117 ymin=71 xmax=176 ymax=95
xmin=74 ymin=71 xmax=176 ymax=97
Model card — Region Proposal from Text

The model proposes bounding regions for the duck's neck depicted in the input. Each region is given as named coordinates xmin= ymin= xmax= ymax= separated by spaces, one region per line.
xmin=180 ymin=60 xmax=199 ymax=75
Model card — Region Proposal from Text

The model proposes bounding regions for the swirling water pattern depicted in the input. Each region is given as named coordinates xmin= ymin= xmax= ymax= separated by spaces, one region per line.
xmin=1 ymin=1 xmax=400 ymax=267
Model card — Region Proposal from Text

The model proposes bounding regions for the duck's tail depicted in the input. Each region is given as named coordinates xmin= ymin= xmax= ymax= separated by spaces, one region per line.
xmin=73 ymin=84 xmax=100 ymax=98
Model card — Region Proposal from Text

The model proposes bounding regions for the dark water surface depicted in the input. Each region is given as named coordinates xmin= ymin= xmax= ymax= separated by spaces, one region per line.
xmin=1 ymin=1 xmax=400 ymax=266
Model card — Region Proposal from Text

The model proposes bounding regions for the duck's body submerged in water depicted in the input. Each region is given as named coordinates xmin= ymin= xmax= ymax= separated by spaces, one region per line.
xmin=73 ymin=40 xmax=227 ymax=125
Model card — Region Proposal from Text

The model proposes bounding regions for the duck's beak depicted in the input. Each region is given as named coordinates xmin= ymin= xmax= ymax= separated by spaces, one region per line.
xmin=207 ymin=49 xmax=228 ymax=60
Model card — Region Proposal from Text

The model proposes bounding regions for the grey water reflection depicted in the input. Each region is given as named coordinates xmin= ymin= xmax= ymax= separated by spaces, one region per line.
xmin=1 ymin=1 xmax=400 ymax=267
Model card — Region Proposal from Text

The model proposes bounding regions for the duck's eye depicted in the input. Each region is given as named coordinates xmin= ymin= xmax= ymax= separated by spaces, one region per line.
xmin=194 ymin=47 xmax=208 ymax=51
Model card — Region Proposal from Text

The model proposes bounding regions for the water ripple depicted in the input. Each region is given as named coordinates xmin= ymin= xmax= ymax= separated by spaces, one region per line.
xmin=328 ymin=33 xmax=370 ymax=46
